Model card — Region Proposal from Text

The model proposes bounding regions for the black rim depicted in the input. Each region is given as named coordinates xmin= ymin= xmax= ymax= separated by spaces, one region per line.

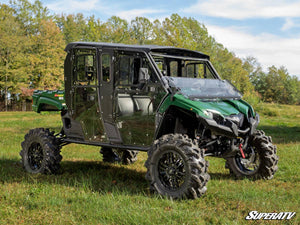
xmin=157 ymin=151 xmax=186 ymax=190
xmin=235 ymin=147 xmax=260 ymax=175
xmin=28 ymin=142 xmax=44 ymax=171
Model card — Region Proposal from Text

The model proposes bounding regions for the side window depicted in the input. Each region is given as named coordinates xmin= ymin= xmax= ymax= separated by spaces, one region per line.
xmin=102 ymin=54 xmax=111 ymax=82
xmin=116 ymin=51 xmax=159 ymax=87
xmin=74 ymin=49 xmax=96 ymax=85
xmin=119 ymin=56 xmax=140 ymax=85
xmin=141 ymin=56 xmax=158 ymax=83
xmin=185 ymin=62 xmax=215 ymax=79
xmin=185 ymin=63 xmax=200 ymax=78
xmin=119 ymin=56 xmax=130 ymax=84
xmin=170 ymin=61 xmax=178 ymax=77
xmin=203 ymin=64 xmax=215 ymax=79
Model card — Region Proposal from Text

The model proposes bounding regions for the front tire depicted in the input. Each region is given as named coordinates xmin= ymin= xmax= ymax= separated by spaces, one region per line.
xmin=145 ymin=134 xmax=209 ymax=199
xmin=226 ymin=130 xmax=278 ymax=179
xmin=20 ymin=128 xmax=62 ymax=174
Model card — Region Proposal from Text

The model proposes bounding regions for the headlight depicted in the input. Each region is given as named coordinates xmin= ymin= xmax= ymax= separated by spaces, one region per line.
xmin=226 ymin=113 xmax=244 ymax=127
xmin=204 ymin=109 xmax=221 ymax=118
xmin=204 ymin=110 xmax=213 ymax=118
xmin=204 ymin=109 xmax=225 ymax=125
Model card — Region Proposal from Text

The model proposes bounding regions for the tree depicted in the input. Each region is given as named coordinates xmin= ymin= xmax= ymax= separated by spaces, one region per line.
xmin=10 ymin=0 xmax=52 ymax=36
xmin=84 ymin=16 xmax=103 ymax=42
xmin=130 ymin=17 xmax=152 ymax=45
xmin=1 ymin=1 xmax=298 ymax=107
xmin=0 ymin=1 xmax=65 ymax=104
xmin=103 ymin=16 xmax=130 ymax=43
xmin=10 ymin=0 xmax=65 ymax=90
xmin=285 ymin=75 xmax=300 ymax=105
xmin=56 ymin=13 xmax=87 ymax=43
xmin=0 ymin=4 xmax=27 ymax=110
xmin=27 ymin=19 xmax=65 ymax=90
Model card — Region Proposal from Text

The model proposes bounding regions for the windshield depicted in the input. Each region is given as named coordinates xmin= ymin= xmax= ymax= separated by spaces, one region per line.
xmin=165 ymin=77 xmax=242 ymax=100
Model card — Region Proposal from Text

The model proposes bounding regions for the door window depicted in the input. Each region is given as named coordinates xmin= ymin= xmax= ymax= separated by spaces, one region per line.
xmin=74 ymin=49 xmax=96 ymax=85
xmin=102 ymin=54 xmax=111 ymax=82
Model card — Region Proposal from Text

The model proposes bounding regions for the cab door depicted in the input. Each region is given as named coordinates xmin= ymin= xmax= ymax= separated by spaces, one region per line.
xmin=71 ymin=48 xmax=105 ymax=142
xmin=114 ymin=51 xmax=167 ymax=146
xmin=99 ymin=49 xmax=122 ymax=143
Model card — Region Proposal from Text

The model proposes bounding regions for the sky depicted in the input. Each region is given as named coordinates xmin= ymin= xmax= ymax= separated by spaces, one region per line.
xmin=3 ymin=0 xmax=300 ymax=77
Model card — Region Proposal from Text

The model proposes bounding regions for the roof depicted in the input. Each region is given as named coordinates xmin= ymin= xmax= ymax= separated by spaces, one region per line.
xmin=65 ymin=42 xmax=210 ymax=59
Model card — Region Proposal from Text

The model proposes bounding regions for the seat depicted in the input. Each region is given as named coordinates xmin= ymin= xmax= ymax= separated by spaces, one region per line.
xmin=132 ymin=95 xmax=153 ymax=115
xmin=118 ymin=94 xmax=134 ymax=116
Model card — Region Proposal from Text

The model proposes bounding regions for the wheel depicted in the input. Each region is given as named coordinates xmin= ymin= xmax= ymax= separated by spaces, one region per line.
xmin=100 ymin=147 xmax=138 ymax=165
xmin=145 ymin=134 xmax=209 ymax=199
xmin=226 ymin=130 xmax=278 ymax=179
xmin=20 ymin=128 xmax=62 ymax=174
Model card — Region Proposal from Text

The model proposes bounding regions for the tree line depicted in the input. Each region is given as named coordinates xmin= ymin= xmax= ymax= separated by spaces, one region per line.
xmin=1 ymin=0 xmax=299 ymax=107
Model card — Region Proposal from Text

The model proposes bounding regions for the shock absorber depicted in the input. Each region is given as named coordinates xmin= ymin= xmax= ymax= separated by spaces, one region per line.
xmin=239 ymin=143 xmax=246 ymax=159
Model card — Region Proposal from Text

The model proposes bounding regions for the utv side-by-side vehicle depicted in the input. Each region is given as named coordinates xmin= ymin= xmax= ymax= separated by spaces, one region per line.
xmin=20 ymin=42 xmax=278 ymax=199
xmin=32 ymin=90 xmax=66 ymax=113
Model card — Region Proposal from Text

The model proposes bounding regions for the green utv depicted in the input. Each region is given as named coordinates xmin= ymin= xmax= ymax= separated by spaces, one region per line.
xmin=20 ymin=42 xmax=278 ymax=199
xmin=32 ymin=90 xmax=66 ymax=113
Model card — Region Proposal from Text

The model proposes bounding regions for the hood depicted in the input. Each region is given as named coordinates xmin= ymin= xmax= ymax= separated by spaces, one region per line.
xmin=159 ymin=94 xmax=255 ymax=119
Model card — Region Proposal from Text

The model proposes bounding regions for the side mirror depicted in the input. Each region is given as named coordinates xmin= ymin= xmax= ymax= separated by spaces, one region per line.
xmin=139 ymin=68 xmax=150 ymax=83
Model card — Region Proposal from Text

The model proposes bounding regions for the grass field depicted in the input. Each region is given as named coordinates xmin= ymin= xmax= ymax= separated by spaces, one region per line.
xmin=0 ymin=103 xmax=299 ymax=224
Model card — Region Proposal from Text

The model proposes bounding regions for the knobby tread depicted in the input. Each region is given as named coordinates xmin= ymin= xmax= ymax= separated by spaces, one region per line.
xmin=145 ymin=133 xmax=210 ymax=199
xmin=226 ymin=130 xmax=278 ymax=180
xmin=20 ymin=128 xmax=62 ymax=174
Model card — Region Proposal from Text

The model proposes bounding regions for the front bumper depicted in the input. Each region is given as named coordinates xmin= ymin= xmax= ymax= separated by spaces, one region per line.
xmin=200 ymin=114 xmax=259 ymax=138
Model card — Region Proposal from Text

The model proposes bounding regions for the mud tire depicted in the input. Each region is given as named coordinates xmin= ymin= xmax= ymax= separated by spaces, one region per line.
xmin=226 ymin=130 xmax=278 ymax=179
xmin=145 ymin=134 xmax=209 ymax=199
xmin=20 ymin=128 xmax=62 ymax=174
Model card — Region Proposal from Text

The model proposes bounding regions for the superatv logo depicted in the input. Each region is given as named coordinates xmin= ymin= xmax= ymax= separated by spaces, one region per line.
xmin=245 ymin=211 xmax=296 ymax=220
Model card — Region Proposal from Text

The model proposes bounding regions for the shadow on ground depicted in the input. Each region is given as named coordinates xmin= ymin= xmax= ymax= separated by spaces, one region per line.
xmin=0 ymin=159 xmax=148 ymax=196
xmin=0 ymin=158 xmax=239 ymax=196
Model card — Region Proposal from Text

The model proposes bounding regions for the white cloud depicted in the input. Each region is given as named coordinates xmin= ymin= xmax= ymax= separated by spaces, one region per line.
xmin=206 ymin=25 xmax=300 ymax=76
xmin=281 ymin=18 xmax=300 ymax=31
xmin=183 ymin=0 xmax=300 ymax=19
xmin=281 ymin=18 xmax=295 ymax=31
xmin=46 ymin=0 xmax=100 ymax=14
xmin=46 ymin=1 xmax=166 ymax=22
xmin=116 ymin=9 xmax=165 ymax=21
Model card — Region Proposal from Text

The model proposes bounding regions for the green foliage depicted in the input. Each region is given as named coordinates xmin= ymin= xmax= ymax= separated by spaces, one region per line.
xmin=0 ymin=0 xmax=64 ymax=102
xmin=1 ymin=0 xmax=299 ymax=105
xmin=243 ymin=57 xmax=300 ymax=105
xmin=26 ymin=19 xmax=65 ymax=89
xmin=104 ymin=16 xmax=130 ymax=43
xmin=243 ymin=91 xmax=261 ymax=108
xmin=0 ymin=4 xmax=27 ymax=96
xmin=10 ymin=0 xmax=52 ymax=36
xmin=56 ymin=13 xmax=87 ymax=43
xmin=131 ymin=17 xmax=152 ymax=45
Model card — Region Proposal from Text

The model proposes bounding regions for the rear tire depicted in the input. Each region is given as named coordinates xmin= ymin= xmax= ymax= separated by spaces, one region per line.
xmin=226 ymin=130 xmax=278 ymax=179
xmin=20 ymin=128 xmax=62 ymax=174
xmin=100 ymin=147 xmax=138 ymax=165
xmin=145 ymin=134 xmax=209 ymax=199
